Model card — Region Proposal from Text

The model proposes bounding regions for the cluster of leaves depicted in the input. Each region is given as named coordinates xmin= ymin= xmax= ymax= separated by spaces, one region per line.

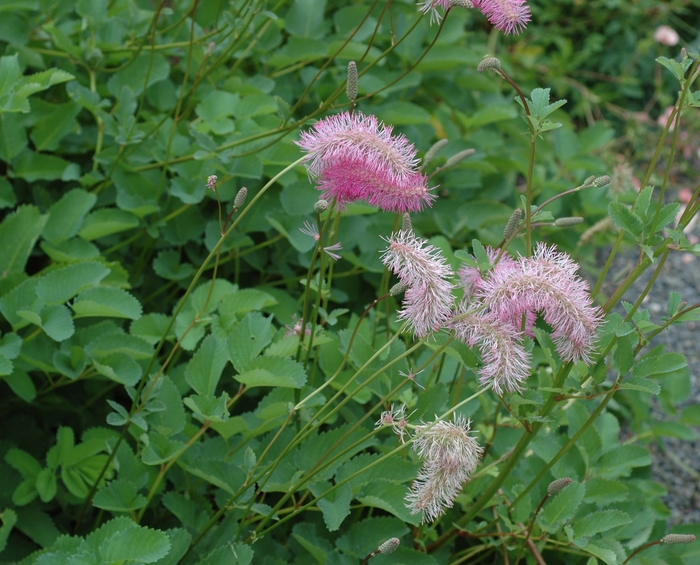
xmin=1 ymin=0 xmax=700 ymax=564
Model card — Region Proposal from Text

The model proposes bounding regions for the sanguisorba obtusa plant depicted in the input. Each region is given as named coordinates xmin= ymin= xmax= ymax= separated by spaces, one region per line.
xmin=1 ymin=2 xmax=699 ymax=564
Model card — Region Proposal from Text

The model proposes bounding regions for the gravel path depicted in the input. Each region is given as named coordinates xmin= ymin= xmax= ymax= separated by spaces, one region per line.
xmin=604 ymin=214 xmax=700 ymax=525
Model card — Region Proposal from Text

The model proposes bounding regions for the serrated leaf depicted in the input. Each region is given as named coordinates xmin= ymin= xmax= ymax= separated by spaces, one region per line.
xmin=3 ymin=369 xmax=36 ymax=402
xmin=0 ymin=508 xmax=17 ymax=554
xmin=141 ymin=433 xmax=186 ymax=465
xmin=130 ymin=313 xmax=173 ymax=345
xmin=583 ymin=542 xmax=618 ymax=565
xmin=358 ymin=480 xmax=422 ymax=525
xmin=153 ymin=249 xmax=195 ymax=281
xmin=37 ymin=262 xmax=110 ymax=304
xmin=99 ymin=524 xmax=171 ymax=563
xmin=228 ymin=312 xmax=274 ymax=372
xmin=596 ymin=444 xmax=651 ymax=479
xmin=184 ymin=393 xmax=230 ymax=423
xmin=608 ymin=202 xmax=643 ymax=239
xmin=93 ymin=479 xmax=147 ymax=512
xmin=39 ymin=304 xmax=74 ymax=341
xmin=573 ymin=510 xmax=631 ymax=538
xmin=185 ymin=335 xmax=229 ymax=396
xmin=93 ymin=352 xmax=142 ymax=386
xmin=42 ymin=188 xmax=97 ymax=243
xmin=309 ymin=481 xmax=352 ymax=531
xmin=78 ymin=208 xmax=139 ymax=240
xmin=72 ymin=287 xmax=142 ymax=319
xmin=619 ymin=376 xmax=661 ymax=395
xmin=633 ymin=352 xmax=686 ymax=378
xmin=234 ymin=356 xmax=307 ymax=388
xmin=540 ymin=481 xmax=585 ymax=532
xmin=0 ymin=204 xmax=47 ymax=276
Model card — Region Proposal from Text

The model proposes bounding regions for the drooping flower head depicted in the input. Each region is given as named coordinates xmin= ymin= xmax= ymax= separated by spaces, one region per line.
xmin=405 ymin=416 xmax=483 ymax=522
xmin=477 ymin=243 xmax=603 ymax=364
xmin=381 ymin=230 xmax=455 ymax=338
xmin=417 ymin=0 xmax=530 ymax=35
xmin=297 ymin=112 xmax=434 ymax=213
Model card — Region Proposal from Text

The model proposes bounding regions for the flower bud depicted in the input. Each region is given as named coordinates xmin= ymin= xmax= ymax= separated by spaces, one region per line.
xmin=402 ymin=213 xmax=413 ymax=232
xmin=423 ymin=139 xmax=449 ymax=166
xmin=378 ymin=538 xmax=400 ymax=554
xmin=206 ymin=175 xmax=218 ymax=190
xmin=346 ymin=61 xmax=358 ymax=102
xmin=503 ymin=209 xmax=522 ymax=240
xmin=234 ymin=186 xmax=248 ymax=208
xmin=547 ymin=477 xmax=572 ymax=495
xmin=314 ymin=199 xmax=329 ymax=213
xmin=593 ymin=175 xmax=611 ymax=187
xmin=661 ymin=534 xmax=696 ymax=544
xmin=554 ymin=217 xmax=584 ymax=227
xmin=478 ymin=56 xmax=501 ymax=73
xmin=444 ymin=148 xmax=475 ymax=169
xmin=449 ymin=0 xmax=474 ymax=7
xmin=390 ymin=282 xmax=406 ymax=296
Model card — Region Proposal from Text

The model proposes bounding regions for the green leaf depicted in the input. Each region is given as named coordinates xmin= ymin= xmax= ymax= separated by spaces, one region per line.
xmin=583 ymin=478 xmax=628 ymax=505
xmin=0 ymin=176 xmax=16 ymax=208
xmin=184 ymin=393 xmax=230 ymax=423
xmin=153 ymin=249 xmax=195 ymax=281
xmin=656 ymin=55 xmax=692 ymax=81
xmin=141 ymin=433 xmax=186 ymax=466
xmin=185 ymin=335 xmax=229 ymax=397
xmin=93 ymin=479 xmax=147 ymax=512
xmin=228 ymin=312 xmax=274 ymax=372
xmin=39 ymin=304 xmax=74 ymax=341
xmin=234 ymin=357 xmax=307 ymax=388
xmin=0 ymin=113 xmax=27 ymax=162
xmin=99 ymin=524 xmax=171 ymax=563
xmin=0 ymin=204 xmax=47 ymax=276
xmin=374 ymin=101 xmax=431 ymax=125
xmin=13 ymin=151 xmax=78 ymax=181
xmin=78 ymin=208 xmax=139 ymax=240
xmin=30 ymin=101 xmax=80 ymax=151
xmin=633 ymin=352 xmax=687 ymax=378
xmin=309 ymin=481 xmax=352 ymax=531
xmin=619 ymin=376 xmax=661 ymax=395
xmin=37 ymin=262 xmax=110 ymax=304
xmin=357 ymin=480 xmax=422 ymax=526
xmin=0 ymin=508 xmax=17 ymax=554
xmin=35 ymin=467 xmax=57 ymax=502
xmin=582 ymin=542 xmax=618 ymax=565
xmin=0 ymin=332 xmax=21 ymax=359
xmin=106 ymin=53 xmax=170 ymax=98
xmin=284 ymin=0 xmax=328 ymax=39
xmin=41 ymin=238 xmax=100 ymax=263
xmin=72 ymin=287 xmax=142 ymax=319
xmin=93 ymin=352 xmax=142 ymax=386
xmin=681 ymin=404 xmax=700 ymax=426
xmin=3 ymin=369 xmax=36 ymax=402
xmin=608 ymin=202 xmax=643 ymax=239
xmin=42 ymin=188 xmax=97 ymax=243
xmin=5 ymin=447 xmax=41 ymax=478
xmin=130 ymin=313 xmax=173 ymax=345
xmin=655 ymin=202 xmax=680 ymax=231
xmin=151 ymin=376 xmax=186 ymax=437
xmin=595 ymin=444 xmax=651 ymax=479
xmin=573 ymin=510 xmax=631 ymax=538
xmin=540 ymin=481 xmax=585 ymax=532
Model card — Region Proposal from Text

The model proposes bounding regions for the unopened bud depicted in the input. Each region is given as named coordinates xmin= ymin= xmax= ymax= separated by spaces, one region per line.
xmin=583 ymin=175 xmax=596 ymax=186
xmin=444 ymin=148 xmax=475 ymax=169
xmin=423 ymin=139 xmax=449 ymax=166
xmin=378 ymin=538 xmax=400 ymax=554
xmin=478 ymin=56 xmax=501 ymax=73
xmin=390 ymin=282 xmax=406 ymax=296
xmin=593 ymin=175 xmax=611 ymax=187
xmin=681 ymin=48 xmax=688 ymax=59
xmin=402 ymin=213 xmax=412 ymax=232
xmin=503 ymin=209 xmax=522 ymax=240
xmin=547 ymin=477 xmax=572 ymax=495
xmin=661 ymin=534 xmax=696 ymax=544
xmin=206 ymin=175 xmax=218 ymax=190
xmin=314 ymin=199 xmax=329 ymax=213
xmin=554 ymin=217 xmax=584 ymax=227
xmin=346 ymin=62 xmax=358 ymax=102
xmin=234 ymin=186 xmax=248 ymax=208
xmin=449 ymin=0 xmax=474 ymax=7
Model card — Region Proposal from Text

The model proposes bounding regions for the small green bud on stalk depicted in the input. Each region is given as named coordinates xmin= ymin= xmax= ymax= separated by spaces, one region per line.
xmin=234 ymin=187 xmax=248 ymax=209
xmin=444 ymin=148 xmax=475 ymax=169
xmin=346 ymin=62 xmax=358 ymax=102
xmin=593 ymin=175 xmax=611 ymax=187
xmin=378 ymin=538 xmax=400 ymax=554
xmin=661 ymin=534 xmax=695 ymax=544
xmin=449 ymin=0 xmax=474 ymax=7
xmin=402 ymin=213 xmax=412 ymax=232
xmin=554 ymin=217 xmax=584 ymax=227
xmin=583 ymin=175 xmax=596 ymax=186
xmin=314 ymin=199 xmax=329 ymax=214
xmin=390 ymin=282 xmax=407 ymax=296
xmin=547 ymin=477 xmax=572 ymax=496
xmin=503 ymin=209 xmax=522 ymax=240
xmin=478 ymin=56 xmax=501 ymax=73
xmin=423 ymin=139 xmax=449 ymax=167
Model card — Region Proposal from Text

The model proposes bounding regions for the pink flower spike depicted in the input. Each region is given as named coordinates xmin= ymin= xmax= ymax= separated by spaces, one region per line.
xmin=381 ymin=231 xmax=455 ymax=338
xmin=297 ymin=112 xmax=435 ymax=213
xmin=472 ymin=0 xmax=531 ymax=35
xmin=654 ymin=25 xmax=679 ymax=46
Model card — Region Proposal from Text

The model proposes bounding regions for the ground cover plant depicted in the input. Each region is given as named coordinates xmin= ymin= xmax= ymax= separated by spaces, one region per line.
xmin=1 ymin=0 xmax=700 ymax=563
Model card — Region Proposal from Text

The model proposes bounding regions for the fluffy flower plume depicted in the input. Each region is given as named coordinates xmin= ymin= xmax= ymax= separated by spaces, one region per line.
xmin=418 ymin=0 xmax=530 ymax=34
xmin=406 ymin=416 xmax=483 ymax=522
xmin=477 ymin=244 xmax=603 ymax=364
xmin=297 ymin=112 xmax=434 ymax=213
xmin=381 ymin=230 xmax=455 ymax=338
xmin=451 ymin=306 xmax=531 ymax=394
